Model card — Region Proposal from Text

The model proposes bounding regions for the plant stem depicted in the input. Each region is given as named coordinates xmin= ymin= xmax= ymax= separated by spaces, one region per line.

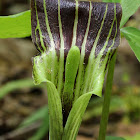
xmin=98 ymin=51 xmax=117 ymax=140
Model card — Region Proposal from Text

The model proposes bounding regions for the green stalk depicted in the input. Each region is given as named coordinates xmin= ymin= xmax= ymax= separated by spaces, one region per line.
xmin=98 ymin=51 xmax=117 ymax=140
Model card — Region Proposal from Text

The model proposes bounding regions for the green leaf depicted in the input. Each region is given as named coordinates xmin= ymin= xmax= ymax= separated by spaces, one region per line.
xmin=19 ymin=106 xmax=49 ymax=140
xmin=102 ymin=0 xmax=121 ymax=3
xmin=125 ymin=133 xmax=140 ymax=140
xmin=106 ymin=136 xmax=126 ymax=140
xmin=20 ymin=106 xmax=48 ymax=128
xmin=121 ymin=27 xmax=140 ymax=62
xmin=0 ymin=10 xmax=31 ymax=38
xmin=0 ymin=79 xmax=41 ymax=99
xmin=62 ymin=93 xmax=92 ymax=140
xmin=120 ymin=0 xmax=140 ymax=28
xmin=28 ymin=107 xmax=49 ymax=140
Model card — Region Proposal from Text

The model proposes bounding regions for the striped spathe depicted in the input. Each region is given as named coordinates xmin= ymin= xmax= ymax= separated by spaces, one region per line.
xmin=31 ymin=0 xmax=122 ymax=97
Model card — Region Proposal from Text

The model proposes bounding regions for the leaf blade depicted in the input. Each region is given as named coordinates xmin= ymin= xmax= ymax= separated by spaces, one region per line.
xmin=120 ymin=0 xmax=140 ymax=28
xmin=121 ymin=27 xmax=140 ymax=62
xmin=125 ymin=133 xmax=140 ymax=140
xmin=19 ymin=106 xmax=48 ymax=128
xmin=0 ymin=79 xmax=40 ymax=99
xmin=28 ymin=108 xmax=49 ymax=140
xmin=0 ymin=10 xmax=31 ymax=38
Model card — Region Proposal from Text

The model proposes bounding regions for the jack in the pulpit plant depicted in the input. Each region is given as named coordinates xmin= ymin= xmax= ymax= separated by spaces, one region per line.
xmin=31 ymin=0 xmax=121 ymax=139
xmin=1 ymin=0 xmax=140 ymax=140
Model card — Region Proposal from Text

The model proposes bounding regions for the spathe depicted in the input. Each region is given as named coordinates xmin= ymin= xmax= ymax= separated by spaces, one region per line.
xmin=31 ymin=0 xmax=122 ymax=101
xmin=31 ymin=0 xmax=122 ymax=59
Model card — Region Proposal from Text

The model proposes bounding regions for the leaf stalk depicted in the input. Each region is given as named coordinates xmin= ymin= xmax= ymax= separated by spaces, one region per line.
xmin=98 ymin=51 xmax=117 ymax=140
